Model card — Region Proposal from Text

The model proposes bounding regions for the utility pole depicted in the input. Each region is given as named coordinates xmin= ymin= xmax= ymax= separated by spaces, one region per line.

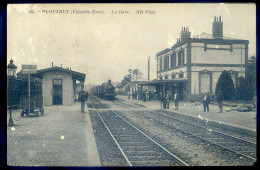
xmin=148 ymin=56 xmax=150 ymax=81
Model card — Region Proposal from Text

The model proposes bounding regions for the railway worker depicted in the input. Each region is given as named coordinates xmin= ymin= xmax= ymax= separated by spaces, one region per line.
xmin=85 ymin=91 xmax=88 ymax=101
xmin=159 ymin=92 xmax=163 ymax=109
xmin=165 ymin=91 xmax=171 ymax=109
xmin=128 ymin=91 xmax=131 ymax=99
xmin=145 ymin=90 xmax=149 ymax=102
xmin=174 ymin=90 xmax=179 ymax=110
xmin=216 ymin=91 xmax=224 ymax=113
xmin=142 ymin=90 xmax=146 ymax=102
xmin=202 ymin=92 xmax=211 ymax=112
xmin=148 ymin=90 xmax=152 ymax=101
xmin=80 ymin=90 xmax=87 ymax=113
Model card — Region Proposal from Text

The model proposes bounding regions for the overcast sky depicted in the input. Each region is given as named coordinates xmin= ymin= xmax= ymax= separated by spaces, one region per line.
xmin=7 ymin=3 xmax=256 ymax=85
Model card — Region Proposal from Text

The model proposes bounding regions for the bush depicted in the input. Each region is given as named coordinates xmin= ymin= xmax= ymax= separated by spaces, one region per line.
xmin=215 ymin=70 xmax=235 ymax=100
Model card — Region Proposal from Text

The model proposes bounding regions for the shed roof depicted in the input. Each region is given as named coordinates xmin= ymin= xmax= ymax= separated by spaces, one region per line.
xmin=35 ymin=66 xmax=86 ymax=82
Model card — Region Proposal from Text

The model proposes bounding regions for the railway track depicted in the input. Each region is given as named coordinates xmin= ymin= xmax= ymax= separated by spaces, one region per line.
xmin=134 ymin=110 xmax=256 ymax=161
xmin=88 ymin=95 xmax=189 ymax=166
xmin=90 ymin=95 xmax=256 ymax=165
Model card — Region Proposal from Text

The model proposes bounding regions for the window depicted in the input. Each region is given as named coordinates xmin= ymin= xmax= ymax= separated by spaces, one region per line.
xmin=179 ymin=73 xmax=184 ymax=78
xmin=159 ymin=58 xmax=162 ymax=71
xmin=53 ymin=79 xmax=62 ymax=85
xmin=164 ymin=55 xmax=169 ymax=70
xmin=182 ymin=50 xmax=185 ymax=65
xmin=165 ymin=75 xmax=168 ymax=79
xmin=171 ymin=74 xmax=175 ymax=79
xmin=178 ymin=51 xmax=182 ymax=66
xmin=199 ymin=70 xmax=212 ymax=94
xmin=171 ymin=53 xmax=176 ymax=68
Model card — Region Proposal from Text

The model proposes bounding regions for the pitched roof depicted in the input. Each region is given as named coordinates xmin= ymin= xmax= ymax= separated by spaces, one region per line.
xmin=192 ymin=32 xmax=240 ymax=40
xmin=35 ymin=66 xmax=86 ymax=82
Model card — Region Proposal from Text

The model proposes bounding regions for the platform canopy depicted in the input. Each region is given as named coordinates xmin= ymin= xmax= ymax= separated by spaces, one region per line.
xmin=131 ymin=78 xmax=188 ymax=86
xmin=145 ymin=78 xmax=188 ymax=85
xmin=35 ymin=66 xmax=86 ymax=82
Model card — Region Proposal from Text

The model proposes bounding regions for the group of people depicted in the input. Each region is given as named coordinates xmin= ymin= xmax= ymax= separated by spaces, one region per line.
xmin=157 ymin=90 xmax=224 ymax=113
xmin=129 ymin=90 xmax=152 ymax=102
xmin=202 ymin=91 xmax=224 ymax=113
xmin=158 ymin=90 xmax=179 ymax=110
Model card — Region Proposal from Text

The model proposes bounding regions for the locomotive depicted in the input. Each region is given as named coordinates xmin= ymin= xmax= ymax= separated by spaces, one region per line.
xmin=93 ymin=80 xmax=117 ymax=99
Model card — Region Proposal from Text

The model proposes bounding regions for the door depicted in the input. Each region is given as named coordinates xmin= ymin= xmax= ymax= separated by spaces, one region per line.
xmin=53 ymin=79 xmax=62 ymax=105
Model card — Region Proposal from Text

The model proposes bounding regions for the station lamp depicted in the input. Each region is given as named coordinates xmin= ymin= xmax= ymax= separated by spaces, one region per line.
xmin=7 ymin=59 xmax=17 ymax=126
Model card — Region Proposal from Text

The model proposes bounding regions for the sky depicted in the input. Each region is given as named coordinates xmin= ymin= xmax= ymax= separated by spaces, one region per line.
xmin=7 ymin=3 xmax=256 ymax=85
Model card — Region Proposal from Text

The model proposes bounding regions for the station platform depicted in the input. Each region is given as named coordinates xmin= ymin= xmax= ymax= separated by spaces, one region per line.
xmin=116 ymin=95 xmax=257 ymax=132
xmin=7 ymin=102 xmax=100 ymax=166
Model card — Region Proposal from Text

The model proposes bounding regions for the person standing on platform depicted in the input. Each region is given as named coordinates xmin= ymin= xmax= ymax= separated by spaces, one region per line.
xmin=166 ymin=91 xmax=171 ymax=109
xmin=159 ymin=92 xmax=163 ymax=109
xmin=202 ymin=92 xmax=210 ymax=112
xmin=217 ymin=91 xmax=223 ymax=113
xmin=80 ymin=90 xmax=86 ymax=113
xmin=146 ymin=90 xmax=149 ymax=102
xmin=174 ymin=90 xmax=179 ymax=110
xmin=128 ymin=91 xmax=131 ymax=99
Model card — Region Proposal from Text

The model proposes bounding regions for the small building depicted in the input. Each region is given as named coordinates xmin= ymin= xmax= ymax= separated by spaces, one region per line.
xmin=155 ymin=16 xmax=248 ymax=101
xmin=35 ymin=66 xmax=85 ymax=106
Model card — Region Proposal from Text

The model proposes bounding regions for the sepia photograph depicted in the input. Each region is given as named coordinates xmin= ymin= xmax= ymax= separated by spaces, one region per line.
xmin=6 ymin=3 xmax=256 ymax=166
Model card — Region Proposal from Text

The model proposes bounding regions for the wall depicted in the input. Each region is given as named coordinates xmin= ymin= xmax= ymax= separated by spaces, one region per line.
xmin=190 ymin=66 xmax=245 ymax=95
xmin=191 ymin=43 xmax=245 ymax=65
xmin=42 ymin=70 xmax=73 ymax=106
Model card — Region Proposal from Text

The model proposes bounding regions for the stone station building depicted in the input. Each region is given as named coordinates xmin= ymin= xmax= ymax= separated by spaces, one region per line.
xmin=35 ymin=66 xmax=85 ymax=106
xmin=155 ymin=16 xmax=248 ymax=101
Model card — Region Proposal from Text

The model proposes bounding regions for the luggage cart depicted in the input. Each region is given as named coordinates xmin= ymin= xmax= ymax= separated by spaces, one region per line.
xmin=20 ymin=95 xmax=44 ymax=117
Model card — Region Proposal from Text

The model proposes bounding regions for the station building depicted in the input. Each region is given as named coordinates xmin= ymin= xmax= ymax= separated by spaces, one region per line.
xmin=155 ymin=16 xmax=248 ymax=101
xmin=35 ymin=66 xmax=85 ymax=106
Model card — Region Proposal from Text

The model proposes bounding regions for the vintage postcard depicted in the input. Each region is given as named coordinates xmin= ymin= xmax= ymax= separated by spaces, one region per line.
xmin=7 ymin=3 xmax=256 ymax=166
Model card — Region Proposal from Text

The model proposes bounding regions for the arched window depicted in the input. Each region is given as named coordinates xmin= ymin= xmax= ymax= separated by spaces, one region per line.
xmin=199 ymin=69 xmax=212 ymax=94
xmin=171 ymin=74 xmax=175 ymax=79
xmin=165 ymin=75 xmax=168 ymax=79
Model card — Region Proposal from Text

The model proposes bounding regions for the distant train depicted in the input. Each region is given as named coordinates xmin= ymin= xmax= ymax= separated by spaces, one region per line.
xmin=92 ymin=80 xmax=117 ymax=99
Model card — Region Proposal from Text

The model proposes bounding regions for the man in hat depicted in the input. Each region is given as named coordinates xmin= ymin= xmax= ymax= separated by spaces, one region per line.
xmin=80 ymin=90 xmax=87 ymax=113
xmin=174 ymin=90 xmax=179 ymax=110
xmin=202 ymin=92 xmax=211 ymax=112
xmin=158 ymin=92 xmax=163 ymax=109
xmin=217 ymin=91 xmax=224 ymax=113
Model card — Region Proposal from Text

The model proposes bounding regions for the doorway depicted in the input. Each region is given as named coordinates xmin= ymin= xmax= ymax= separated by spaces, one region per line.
xmin=53 ymin=79 xmax=62 ymax=105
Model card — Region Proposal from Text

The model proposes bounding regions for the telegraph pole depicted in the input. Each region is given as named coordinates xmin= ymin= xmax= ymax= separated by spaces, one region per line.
xmin=28 ymin=69 xmax=30 ymax=116
xmin=148 ymin=56 xmax=150 ymax=81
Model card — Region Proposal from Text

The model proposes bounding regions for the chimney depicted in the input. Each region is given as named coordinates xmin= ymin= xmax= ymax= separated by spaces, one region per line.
xmin=52 ymin=62 xmax=53 ymax=67
xmin=212 ymin=16 xmax=223 ymax=38
xmin=61 ymin=64 xmax=62 ymax=68
xmin=180 ymin=26 xmax=191 ymax=41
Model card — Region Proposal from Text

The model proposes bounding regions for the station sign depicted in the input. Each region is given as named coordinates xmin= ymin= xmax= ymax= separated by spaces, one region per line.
xmin=22 ymin=65 xmax=37 ymax=74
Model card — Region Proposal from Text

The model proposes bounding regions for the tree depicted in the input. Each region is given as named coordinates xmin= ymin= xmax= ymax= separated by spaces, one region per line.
xmin=245 ymin=55 xmax=256 ymax=100
xmin=235 ymin=76 xmax=247 ymax=100
xmin=133 ymin=69 xmax=139 ymax=79
xmin=215 ymin=70 xmax=235 ymax=100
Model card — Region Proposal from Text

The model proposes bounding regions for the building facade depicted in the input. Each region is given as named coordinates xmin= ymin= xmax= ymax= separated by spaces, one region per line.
xmin=156 ymin=16 xmax=248 ymax=100
xmin=36 ymin=66 xmax=85 ymax=106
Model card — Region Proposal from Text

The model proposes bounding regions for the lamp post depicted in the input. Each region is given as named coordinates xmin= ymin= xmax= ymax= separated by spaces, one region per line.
xmin=7 ymin=59 xmax=17 ymax=126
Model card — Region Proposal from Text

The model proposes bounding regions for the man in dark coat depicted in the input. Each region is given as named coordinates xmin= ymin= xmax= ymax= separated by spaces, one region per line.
xmin=158 ymin=92 xmax=163 ymax=109
xmin=166 ymin=91 xmax=171 ymax=109
xmin=80 ymin=90 xmax=87 ymax=113
xmin=202 ymin=92 xmax=210 ymax=112
xmin=217 ymin=91 xmax=224 ymax=113
xmin=174 ymin=90 xmax=179 ymax=110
